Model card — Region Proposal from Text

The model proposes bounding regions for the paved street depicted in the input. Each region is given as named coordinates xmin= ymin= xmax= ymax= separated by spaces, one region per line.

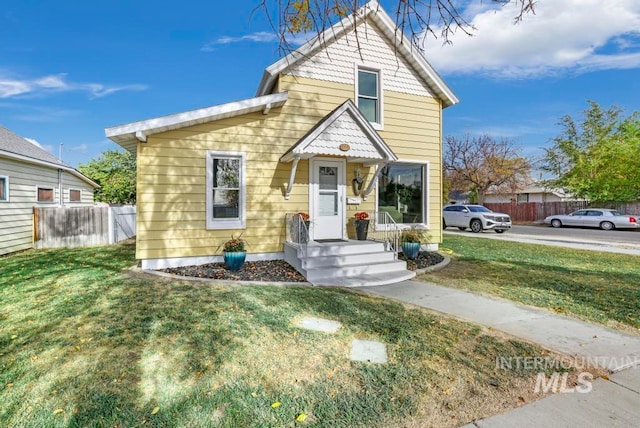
xmin=444 ymin=225 xmax=640 ymax=256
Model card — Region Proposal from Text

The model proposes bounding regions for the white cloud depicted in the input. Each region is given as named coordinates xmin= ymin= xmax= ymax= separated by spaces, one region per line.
xmin=0 ymin=72 xmax=148 ymax=99
xmin=201 ymin=31 xmax=310 ymax=51
xmin=424 ymin=0 xmax=640 ymax=78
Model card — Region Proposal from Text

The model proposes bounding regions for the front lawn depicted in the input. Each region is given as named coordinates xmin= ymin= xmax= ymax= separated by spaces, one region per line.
xmin=0 ymin=243 xmax=570 ymax=427
xmin=426 ymin=235 xmax=640 ymax=332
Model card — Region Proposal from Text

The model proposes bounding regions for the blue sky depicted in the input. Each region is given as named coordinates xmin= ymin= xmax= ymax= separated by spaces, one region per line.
xmin=2 ymin=1 xmax=640 ymax=169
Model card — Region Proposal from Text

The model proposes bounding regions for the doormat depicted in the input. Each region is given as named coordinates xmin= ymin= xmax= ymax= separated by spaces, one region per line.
xmin=314 ymin=239 xmax=348 ymax=243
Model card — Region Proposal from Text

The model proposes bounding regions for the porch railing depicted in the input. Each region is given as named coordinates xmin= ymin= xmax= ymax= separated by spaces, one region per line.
xmin=285 ymin=213 xmax=310 ymax=259
xmin=284 ymin=211 xmax=401 ymax=259
xmin=368 ymin=211 xmax=400 ymax=260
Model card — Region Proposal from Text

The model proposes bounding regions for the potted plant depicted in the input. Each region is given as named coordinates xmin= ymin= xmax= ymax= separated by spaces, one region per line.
xmin=400 ymin=228 xmax=422 ymax=260
xmin=354 ymin=211 xmax=370 ymax=240
xmin=222 ymin=235 xmax=247 ymax=271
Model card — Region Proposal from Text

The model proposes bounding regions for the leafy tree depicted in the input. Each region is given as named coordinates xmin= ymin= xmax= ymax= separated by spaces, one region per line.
xmin=257 ymin=0 xmax=535 ymax=54
xmin=542 ymin=101 xmax=640 ymax=203
xmin=444 ymin=134 xmax=531 ymax=204
xmin=79 ymin=150 xmax=136 ymax=204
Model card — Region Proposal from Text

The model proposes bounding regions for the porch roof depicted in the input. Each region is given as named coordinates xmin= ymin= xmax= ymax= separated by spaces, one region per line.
xmin=279 ymin=100 xmax=398 ymax=163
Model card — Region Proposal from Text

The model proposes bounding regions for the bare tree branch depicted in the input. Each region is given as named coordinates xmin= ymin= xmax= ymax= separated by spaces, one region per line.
xmin=257 ymin=0 xmax=536 ymax=56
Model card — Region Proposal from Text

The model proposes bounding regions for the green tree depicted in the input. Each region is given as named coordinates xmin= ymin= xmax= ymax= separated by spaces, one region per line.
xmin=257 ymin=0 xmax=535 ymax=54
xmin=444 ymin=135 xmax=531 ymax=204
xmin=542 ymin=101 xmax=640 ymax=203
xmin=79 ymin=150 xmax=136 ymax=204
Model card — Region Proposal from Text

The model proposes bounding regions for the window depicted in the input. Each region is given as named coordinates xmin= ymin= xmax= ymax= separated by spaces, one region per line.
xmin=377 ymin=163 xmax=426 ymax=224
xmin=516 ymin=193 xmax=529 ymax=203
xmin=69 ymin=189 xmax=82 ymax=202
xmin=0 ymin=176 xmax=7 ymax=202
xmin=37 ymin=186 xmax=55 ymax=203
xmin=357 ymin=68 xmax=381 ymax=125
xmin=206 ymin=151 xmax=246 ymax=230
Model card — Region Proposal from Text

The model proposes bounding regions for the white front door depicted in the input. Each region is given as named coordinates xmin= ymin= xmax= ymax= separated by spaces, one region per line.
xmin=310 ymin=158 xmax=345 ymax=240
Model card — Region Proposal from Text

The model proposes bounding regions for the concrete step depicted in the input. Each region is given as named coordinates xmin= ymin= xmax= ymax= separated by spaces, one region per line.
xmin=311 ymin=270 xmax=416 ymax=287
xmin=304 ymin=241 xmax=386 ymax=257
xmin=302 ymin=250 xmax=396 ymax=269
xmin=305 ymin=259 xmax=408 ymax=282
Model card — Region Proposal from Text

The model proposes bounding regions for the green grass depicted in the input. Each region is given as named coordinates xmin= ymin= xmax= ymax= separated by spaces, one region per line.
xmin=427 ymin=235 xmax=640 ymax=331
xmin=0 ymin=242 xmax=573 ymax=427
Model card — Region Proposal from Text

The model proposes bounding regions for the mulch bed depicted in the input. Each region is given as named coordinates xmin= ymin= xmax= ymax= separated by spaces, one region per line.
xmin=400 ymin=251 xmax=445 ymax=271
xmin=160 ymin=252 xmax=445 ymax=282
xmin=161 ymin=260 xmax=307 ymax=282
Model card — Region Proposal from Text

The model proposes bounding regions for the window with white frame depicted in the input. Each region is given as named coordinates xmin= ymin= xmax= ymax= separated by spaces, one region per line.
xmin=377 ymin=163 xmax=427 ymax=225
xmin=206 ymin=151 xmax=246 ymax=230
xmin=0 ymin=176 xmax=8 ymax=202
xmin=357 ymin=67 xmax=381 ymax=125
xmin=37 ymin=186 xmax=55 ymax=203
xmin=69 ymin=188 xmax=82 ymax=202
xmin=516 ymin=193 xmax=529 ymax=203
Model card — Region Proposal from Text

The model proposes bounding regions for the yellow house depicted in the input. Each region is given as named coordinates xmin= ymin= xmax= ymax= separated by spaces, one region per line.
xmin=105 ymin=1 xmax=458 ymax=286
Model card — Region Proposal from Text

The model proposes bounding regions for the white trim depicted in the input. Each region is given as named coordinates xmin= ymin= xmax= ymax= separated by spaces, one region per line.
xmin=141 ymin=252 xmax=285 ymax=270
xmin=309 ymin=157 xmax=347 ymax=240
xmin=36 ymin=185 xmax=56 ymax=203
xmin=255 ymin=1 xmax=458 ymax=108
xmin=0 ymin=175 xmax=8 ymax=202
xmin=280 ymin=100 xmax=397 ymax=163
xmin=105 ymin=92 xmax=288 ymax=152
xmin=355 ymin=64 xmax=384 ymax=129
xmin=68 ymin=188 xmax=82 ymax=203
xmin=205 ymin=150 xmax=246 ymax=230
xmin=0 ymin=150 xmax=99 ymax=188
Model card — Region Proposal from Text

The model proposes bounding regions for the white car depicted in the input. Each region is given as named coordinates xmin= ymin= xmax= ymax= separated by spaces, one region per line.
xmin=544 ymin=209 xmax=640 ymax=230
xmin=443 ymin=204 xmax=512 ymax=233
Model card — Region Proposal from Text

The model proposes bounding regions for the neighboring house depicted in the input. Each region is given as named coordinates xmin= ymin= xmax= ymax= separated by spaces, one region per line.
xmin=484 ymin=185 xmax=581 ymax=203
xmin=105 ymin=1 xmax=458 ymax=285
xmin=447 ymin=190 xmax=472 ymax=205
xmin=0 ymin=126 xmax=99 ymax=256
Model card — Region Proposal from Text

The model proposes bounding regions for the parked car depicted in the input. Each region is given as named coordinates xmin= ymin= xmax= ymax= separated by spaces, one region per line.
xmin=544 ymin=209 xmax=640 ymax=230
xmin=443 ymin=204 xmax=512 ymax=233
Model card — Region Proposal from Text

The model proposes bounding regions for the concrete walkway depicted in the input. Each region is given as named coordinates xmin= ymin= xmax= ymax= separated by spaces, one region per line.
xmin=356 ymin=280 xmax=640 ymax=427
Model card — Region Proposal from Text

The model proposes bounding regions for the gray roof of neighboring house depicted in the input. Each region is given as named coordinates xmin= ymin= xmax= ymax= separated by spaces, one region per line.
xmin=0 ymin=125 xmax=71 ymax=168
xmin=0 ymin=125 xmax=99 ymax=188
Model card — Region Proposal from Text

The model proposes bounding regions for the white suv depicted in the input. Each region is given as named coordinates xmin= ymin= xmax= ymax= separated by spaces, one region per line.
xmin=443 ymin=204 xmax=512 ymax=233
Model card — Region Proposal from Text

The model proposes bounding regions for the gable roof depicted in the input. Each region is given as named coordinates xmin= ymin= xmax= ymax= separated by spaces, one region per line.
xmin=0 ymin=126 xmax=70 ymax=167
xmin=256 ymin=0 xmax=458 ymax=108
xmin=280 ymin=99 xmax=397 ymax=163
xmin=105 ymin=92 xmax=288 ymax=153
xmin=0 ymin=126 xmax=99 ymax=188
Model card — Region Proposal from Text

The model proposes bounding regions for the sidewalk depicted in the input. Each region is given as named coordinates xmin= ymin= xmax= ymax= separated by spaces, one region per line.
xmin=356 ymin=280 xmax=640 ymax=427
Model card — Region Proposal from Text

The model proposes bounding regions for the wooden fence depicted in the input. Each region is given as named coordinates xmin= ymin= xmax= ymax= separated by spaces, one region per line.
xmin=34 ymin=205 xmax=136 ymax=249
xmin=484 ymin=201 xmax=640 ymax=223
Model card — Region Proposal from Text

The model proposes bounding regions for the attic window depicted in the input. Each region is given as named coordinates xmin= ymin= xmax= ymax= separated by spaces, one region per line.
xmin=69 ymin=189 xmax=82 ymax=202
xmin=357 ymin=68 xmax=382 ymax=126
xmin=37 ymin=186 xmax=55 ymax=203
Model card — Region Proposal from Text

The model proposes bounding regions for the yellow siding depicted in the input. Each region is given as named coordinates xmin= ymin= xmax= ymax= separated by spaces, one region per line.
xmin=279 ymin=74 xmax=443 ymax=244
xmin=137 ymin=73 xmax=443 ymax=261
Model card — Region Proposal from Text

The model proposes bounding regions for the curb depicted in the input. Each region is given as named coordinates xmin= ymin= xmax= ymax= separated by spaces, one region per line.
xmin=414 ymin=255 xmax=451 ymax=275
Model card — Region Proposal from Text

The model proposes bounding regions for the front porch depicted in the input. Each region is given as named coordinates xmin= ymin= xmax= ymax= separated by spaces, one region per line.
xmin=284 ymin=213 xmax=416 ymax=287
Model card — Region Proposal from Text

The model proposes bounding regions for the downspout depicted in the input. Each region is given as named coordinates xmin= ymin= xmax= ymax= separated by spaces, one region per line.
xmin=58 ymin=169 xmax=64 ymax=207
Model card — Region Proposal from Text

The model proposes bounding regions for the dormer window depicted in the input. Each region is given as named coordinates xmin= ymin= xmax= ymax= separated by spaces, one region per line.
xmin=357 ymin=67 xmax=382 ymax=127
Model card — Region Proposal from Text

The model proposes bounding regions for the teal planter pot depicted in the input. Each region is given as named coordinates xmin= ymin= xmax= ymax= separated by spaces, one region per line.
xmin=223 ymin=251 xmax=246 ymax=271
xmin=402 ymin=242 xmax=421 ymax=260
